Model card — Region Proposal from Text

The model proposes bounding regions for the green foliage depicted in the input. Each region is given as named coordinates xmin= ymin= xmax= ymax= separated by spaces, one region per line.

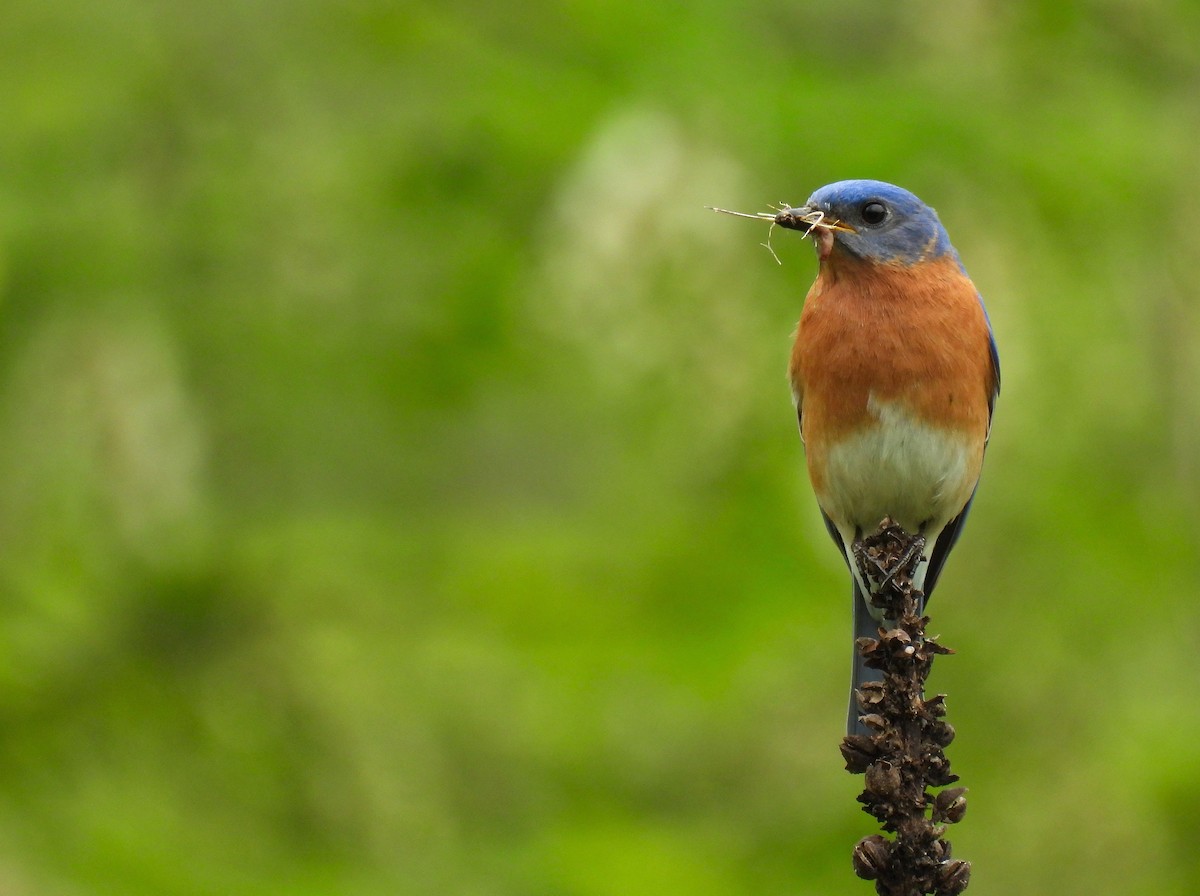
xmin=0 ymin=0 xmax=1197 ymax=892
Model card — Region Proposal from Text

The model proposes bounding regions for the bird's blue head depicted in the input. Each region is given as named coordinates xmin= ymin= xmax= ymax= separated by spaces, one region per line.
xmin=782 ymin=180 xmax=956 ymax=266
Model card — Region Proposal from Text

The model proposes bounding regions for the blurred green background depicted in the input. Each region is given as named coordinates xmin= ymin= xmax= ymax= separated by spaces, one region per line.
xmin=0 ymin=1 xmax=1198 ymax=893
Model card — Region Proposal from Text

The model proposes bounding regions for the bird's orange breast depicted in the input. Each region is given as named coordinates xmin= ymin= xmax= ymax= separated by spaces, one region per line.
xmin=789 ymin=254 xmax=996 ymax=497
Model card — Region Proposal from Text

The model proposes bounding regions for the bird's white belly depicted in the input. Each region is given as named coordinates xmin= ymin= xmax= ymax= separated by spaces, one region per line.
xmin=821 ymin=396 xmax=971 ymax=537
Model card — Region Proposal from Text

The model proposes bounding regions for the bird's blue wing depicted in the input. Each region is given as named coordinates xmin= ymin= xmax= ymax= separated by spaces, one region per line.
xmin=980 ymin=292 xmax=1001 ymax=424
xmin=819 ymin=507 xmax=845 ymax=556
xmin=922 ymin=490 xmax=975 ymax=599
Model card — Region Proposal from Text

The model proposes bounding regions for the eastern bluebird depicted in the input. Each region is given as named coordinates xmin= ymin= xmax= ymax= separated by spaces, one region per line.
xmin=782 ymin=180 xmax=1000 ymax=736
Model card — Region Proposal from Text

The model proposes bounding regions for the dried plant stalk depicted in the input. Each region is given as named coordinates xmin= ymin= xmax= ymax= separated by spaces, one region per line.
xmin=842 ymin=518 xmax=971 ymax=896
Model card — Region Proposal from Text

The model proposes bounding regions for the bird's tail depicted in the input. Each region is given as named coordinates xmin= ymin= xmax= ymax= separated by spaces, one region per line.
xmin=848 ymin=582 xmax=882 ymax=737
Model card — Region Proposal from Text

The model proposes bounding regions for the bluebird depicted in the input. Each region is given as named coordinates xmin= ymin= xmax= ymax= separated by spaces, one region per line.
xmin=782 ymin=180 xmax=1000 ymax=735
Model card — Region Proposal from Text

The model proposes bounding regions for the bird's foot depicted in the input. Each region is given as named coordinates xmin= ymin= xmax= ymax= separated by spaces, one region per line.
xmin=852 ymin=519 xmax=927 ymax=618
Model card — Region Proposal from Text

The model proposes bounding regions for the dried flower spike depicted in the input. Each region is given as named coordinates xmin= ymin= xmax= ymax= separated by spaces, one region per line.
xmin=840 ymin=518 xmax=972 ymax=894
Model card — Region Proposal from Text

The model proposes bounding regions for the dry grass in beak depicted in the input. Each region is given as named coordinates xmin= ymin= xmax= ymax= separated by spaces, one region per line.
xmin=707 ymin=203 xmax=852 ymax=264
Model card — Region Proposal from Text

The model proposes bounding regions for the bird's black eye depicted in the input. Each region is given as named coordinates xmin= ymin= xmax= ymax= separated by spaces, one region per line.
xmin=861 ymin=201 xmax=888 ymax=225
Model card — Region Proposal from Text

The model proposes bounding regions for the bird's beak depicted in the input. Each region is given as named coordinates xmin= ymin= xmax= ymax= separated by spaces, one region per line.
xmin=775 ymin=206 xmax=855 ymax=261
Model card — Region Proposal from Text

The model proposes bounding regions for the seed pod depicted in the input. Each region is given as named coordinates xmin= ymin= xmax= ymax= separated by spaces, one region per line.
xmin=851 ymin=834 xmax=892 ymax=880
xmin=859 ymin=713 xmax=887 ymax=732
xmin=928 ymin=720 xmax=956 ymax=747
xmin=865 ymin=759 xmax=902 ymax=796
xmin=924 ymin=694 xmax=949 ymax=717
xmin=839 ymin=734 xmax=880 ymax=773
xmin=934 ymin=859 xmax=971 ymax=896
xmin=932 ymin=787 xmax=968 ymax=824
xmin=855 ymin=681 xmax=886 ymax=711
